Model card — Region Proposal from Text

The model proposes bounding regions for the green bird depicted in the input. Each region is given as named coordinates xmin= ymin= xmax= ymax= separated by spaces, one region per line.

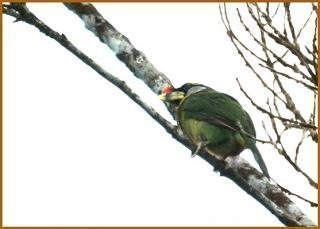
xmin=160 ymin=83 xmax=270 ymax=179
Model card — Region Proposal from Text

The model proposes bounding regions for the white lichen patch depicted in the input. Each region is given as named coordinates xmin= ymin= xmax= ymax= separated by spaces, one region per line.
xmin=82 ymin=14 xmax=98 ymax=33
xmin=118 ymin=40 xmax=132 ymax=54
xmin=287 ymin=203 xmax=315 ymax=226
xmin=135 ymin=55 xmax=145 ymax=64
xmin=225 ymin=156 xmax=271 ymax=191
xmin=106 ymin=35 xmax=132 ymax=54
xmin=136 ymin=67 xmax=148 ymax=78
xmin=225 ymin=155 xmax=241 ymax=170
xmin=103 ymin=36 xmax=119 ymax=53
xmin=177 ymin=126 xmax=184 ymax=136
xmin=247 ymin=174 xmax=269 ymax=192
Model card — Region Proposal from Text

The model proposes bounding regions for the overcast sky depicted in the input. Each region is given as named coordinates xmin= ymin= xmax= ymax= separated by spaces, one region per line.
xmin=3 ymin=3 xmax=317 ymax=226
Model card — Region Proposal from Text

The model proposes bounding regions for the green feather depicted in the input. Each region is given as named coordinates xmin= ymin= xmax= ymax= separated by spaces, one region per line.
xmin=248 ymin=142 xmax=270 ymax=179
xmin=176 ymin=88 xmax=269 ymax=178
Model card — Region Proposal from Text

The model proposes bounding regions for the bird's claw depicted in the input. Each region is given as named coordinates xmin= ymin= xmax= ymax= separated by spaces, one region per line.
xmin=191 ymin=141 xmax=210 ymax=157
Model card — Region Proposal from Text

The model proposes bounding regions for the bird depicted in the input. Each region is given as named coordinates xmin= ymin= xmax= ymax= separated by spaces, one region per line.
xmin=159 ymin=83 xmax=270 ymax=179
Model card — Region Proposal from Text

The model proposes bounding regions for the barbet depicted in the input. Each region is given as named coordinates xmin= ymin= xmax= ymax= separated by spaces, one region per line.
xmin=160 ymin=83 xmax=269 ymax=179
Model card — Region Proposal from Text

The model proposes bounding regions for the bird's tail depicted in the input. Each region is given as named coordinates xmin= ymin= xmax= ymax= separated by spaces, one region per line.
xmin=249 ymin=143 xmax=270 ymax=179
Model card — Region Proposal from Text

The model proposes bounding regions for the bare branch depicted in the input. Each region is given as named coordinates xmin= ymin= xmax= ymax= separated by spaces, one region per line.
xmin=256 ymin=7 xmax=311 ymax=128
xmin=220 ymin=4 xmax=287 ymax=104
xmin=248 ymin=3 xmax=316 ymax=80
xmin=265 ymin=99 xmax=317 ymax=189
xmin=275 ymin=181 xmax=317 ymax=207
xmin=222 ymin=2 xmax=318 ymax=194
xmin=2 ymin=3 xmax=176 ymax=143
xmin=311 ymin=17 xmax=318 ymax=83
xmin=236 ymin=7 xmax=314 ymax=86
xmin=283 ymin=3 xmax=297 ymax=44
xmin=63 ymin=3 xmax=171 ymax=95
xmin=257 ymin=10 xmax=318 ymax=143
xmin=310 ymin=91 xmax=317 ymax=126
xmin=238 ymin=78 xmax=318 ymax=188
xmin=296 ymin=6 xmax=315 ymax=39
xmin=259 ymin=64 xmax=317 ymax=91
xmin=294 ymin=130 xmax=307 ymax=164
xmin=236 ymin=79 xmax=317 ymax=130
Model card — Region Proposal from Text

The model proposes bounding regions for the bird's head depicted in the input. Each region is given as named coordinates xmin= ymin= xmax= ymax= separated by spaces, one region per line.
xmin=159 ymin=83 xmax=210 ymax=103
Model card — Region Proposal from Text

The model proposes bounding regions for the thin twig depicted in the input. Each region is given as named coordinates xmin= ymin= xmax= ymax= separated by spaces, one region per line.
xmin=250 ymin=3 xmax=316 ymax=79
xmin=221 ymin=4 xmax=287 ymax=104
xmin=265 ymin=99 xmax=318 ymax=189
xmin=236 ymin=78 xmax=317 ymax=130
xmin=236 ymin=7 xmax=313 ymax=86
xmin=294 ymin=130 xmax=306 ymax=164
xmin=284 ymin=3 xmax=297 ymax=44
xmin=275 ymin=181 xmax=317 ymax=207
xmin=259 ymin=64 xmax=317 ymax=91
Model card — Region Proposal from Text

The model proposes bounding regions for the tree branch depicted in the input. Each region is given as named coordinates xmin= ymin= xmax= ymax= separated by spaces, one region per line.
xmin=63 ymin=2 xmax=171 ymax=95
xmin=3 ymin=3 xmax=316 ymax=226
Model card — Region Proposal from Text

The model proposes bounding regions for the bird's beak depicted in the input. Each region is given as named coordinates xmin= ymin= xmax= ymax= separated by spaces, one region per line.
xmin=158 ymin=93 xmax=167 ymax=101
xmin=159 ymin=91 xmax=185 ymax=101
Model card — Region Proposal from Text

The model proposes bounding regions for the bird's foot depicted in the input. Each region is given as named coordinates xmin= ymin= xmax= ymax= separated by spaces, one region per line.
xmin=191 ymin=141 xmax=210 ymax=158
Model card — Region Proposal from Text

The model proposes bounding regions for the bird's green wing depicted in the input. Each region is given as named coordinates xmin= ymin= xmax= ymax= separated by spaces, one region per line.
xmin=180 ymin=89 xmax=256 ymax=137
xmin=180 ymin=89 xmax=269 ymax=178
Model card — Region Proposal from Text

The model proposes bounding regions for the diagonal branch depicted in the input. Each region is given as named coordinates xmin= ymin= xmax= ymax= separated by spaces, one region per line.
xmin=63 ymin=3 xmax=171 ymax=95
xmin=3 ymin=3 xmax=316 ymax=226
xmin=2 ymin=3 xmax=176 ymax=139
xmin=259 ymin=63 xmax=317 ymax=91
xmin=235 ymin=78 xmax=317 ymax=130
xmin=283 ymin=3 xmax=297 ymax=44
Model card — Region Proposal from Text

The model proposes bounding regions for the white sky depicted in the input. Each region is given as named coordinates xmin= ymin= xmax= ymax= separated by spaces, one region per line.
xmin=3 ymin=3 xmax=318 ymax=226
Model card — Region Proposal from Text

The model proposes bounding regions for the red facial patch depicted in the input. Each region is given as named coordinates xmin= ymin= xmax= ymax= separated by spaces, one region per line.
xmin=162 ymin=85 xmax=174 ymax=94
